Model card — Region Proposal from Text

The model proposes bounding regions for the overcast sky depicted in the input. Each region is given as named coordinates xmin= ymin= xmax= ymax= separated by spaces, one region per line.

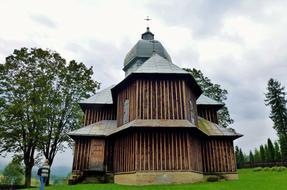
xmin=1 ymin=0 xmax=287 ymax=167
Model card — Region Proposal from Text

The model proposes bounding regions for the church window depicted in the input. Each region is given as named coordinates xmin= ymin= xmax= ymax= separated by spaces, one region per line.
xmin=189 ymin=99 xmax=195 ymax=124
xmin=123 ymin=99 xmax=129 ymax=124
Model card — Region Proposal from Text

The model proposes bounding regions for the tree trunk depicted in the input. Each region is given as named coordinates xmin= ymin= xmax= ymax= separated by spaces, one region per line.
xmin=24 ymin=166 xmax=32 ymax=188
xmin=45 ymin=157 xmax=55 ymax=186
xmin=45 ymin=173 xmax=50 ymax=186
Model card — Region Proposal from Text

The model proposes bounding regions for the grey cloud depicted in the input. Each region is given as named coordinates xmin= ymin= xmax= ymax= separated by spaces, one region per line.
xmin=234 ymin=118 xmax=277 ymax=153
xmin=199 ymin=37 xmax=287 ymax=153
xmin=30 ymin=14 xmax=57 ymax=28
xmin=148 ymin=0 xmax=240 ymax=38
xmin=65 ymin=39 xmax=132 ymax=88
xmin=147 ymin=0 xmax=272 ymax=39
xmin=0 ymin=38 xmax=39 ymax=62
xmin=172 ymin=48 xmax=200 ymax=68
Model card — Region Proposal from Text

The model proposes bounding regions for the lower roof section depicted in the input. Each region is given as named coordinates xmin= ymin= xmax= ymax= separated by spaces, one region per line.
xmin=68 ymin=120 xmax=117 ymax=138
xmin=68 ymin=118 xmax=242 ymax=139
xmin=109 ymin=119 xmax=197 ymax=136
xmin=198 ymin=117 xmax=242 ymax=138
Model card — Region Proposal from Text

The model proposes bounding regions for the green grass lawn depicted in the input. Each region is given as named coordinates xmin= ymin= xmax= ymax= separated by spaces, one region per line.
xmin=24 ymin=169 xmax=287 ymax=190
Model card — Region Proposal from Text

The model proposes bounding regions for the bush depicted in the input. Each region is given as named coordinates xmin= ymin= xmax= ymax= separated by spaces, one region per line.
xmin=263 ymin=167 xmax=272 ymax=171
xmin=206 ymin=176 xmax=219 ymax=182
xmin=253 ymin=166 xmax=287 ymax=172
xmin=253 ymin=167 xmax=263 ymax=172
xmin=277 ymin=166 xmax=287 ymax=172
xmin=271 ymin=166 xmax=280 ymax=171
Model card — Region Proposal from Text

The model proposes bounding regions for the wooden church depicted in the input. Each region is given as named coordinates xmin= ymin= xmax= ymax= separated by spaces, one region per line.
xmin=68 ymin=27 xmax=242 ymax=185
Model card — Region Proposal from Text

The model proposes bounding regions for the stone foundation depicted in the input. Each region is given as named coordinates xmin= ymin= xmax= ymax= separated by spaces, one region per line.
xmin=222 ymin=173 xmax=239 ymax=180
xmin=115 ymin=171 xmax=239 ymax=185
xmin=114 ymin=171 xmax=204 ymax=185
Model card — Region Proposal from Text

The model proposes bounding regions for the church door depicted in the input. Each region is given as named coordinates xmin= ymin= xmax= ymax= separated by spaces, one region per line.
xmin=89 ymin=139 xmax=105 ymax=171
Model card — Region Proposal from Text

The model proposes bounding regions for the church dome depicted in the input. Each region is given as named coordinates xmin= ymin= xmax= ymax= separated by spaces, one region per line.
xmin=123 ymin=27 xmax=172 ymax=76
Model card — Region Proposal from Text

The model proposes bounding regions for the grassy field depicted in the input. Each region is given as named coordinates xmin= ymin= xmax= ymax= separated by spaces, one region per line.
xmin=24 ymin=168 xmax=287 ymax=190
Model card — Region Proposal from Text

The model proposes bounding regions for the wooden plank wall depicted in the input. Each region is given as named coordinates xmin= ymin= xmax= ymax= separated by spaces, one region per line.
xmin=183 ymin=79 xmax=198 ymax=124
xmin=105 ymin=138 xmax=114 ymax=172
xmin=72 ymin=138 xmax=91 ymax=171
xmin=202 ymin=139 xmax=237 ymax=173
xmin=113 ymin=128 xmax=203 ymax=173
xmin=116 ymin=78 xmax=198 ymax=127
xmin=117 ymin=81 xmax=137 ymax=127
xmin=113 ymin=129 xmax=136 ymax=173
xmin=84 ymin=105 xmax=116 ymax=126
xmin=197 ymin=107 xmax=218 ymax=124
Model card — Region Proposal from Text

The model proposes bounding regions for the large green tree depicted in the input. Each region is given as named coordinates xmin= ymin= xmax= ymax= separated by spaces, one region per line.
xmin=254 ymin=148 xmax=261 ymax=162
xmin=266 ymin=138 xmax=275 ymax=162
xmin=1 ymin=158 xmax=24 ymax=185
xmin=235 ymin=146 xmax=245 ymax=168
xmin=265 ymin=78 xmax=287 ymax=160
xmin=274 ymin=141 xmax=282 ymax=161
xmin=260 ymin=145 xmax=266 ymax=162
xmin=0 ymin=48 xmax=99 ymax=187
xmin=249 ymin=151 xmax=254 ymax=165
xmin=183 ymin=68 xmax=233 ymax=128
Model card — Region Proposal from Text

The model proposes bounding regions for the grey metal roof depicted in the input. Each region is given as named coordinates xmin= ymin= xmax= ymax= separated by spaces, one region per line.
xmin=109 ymin=119 xmax=196 ymax=135
xmin=196 ymin=94 xmax=224 ymax=106
xmin=132 ymin=53 xmax=188 ymax=74
xmin=197 ymin=117 xmax=242 ymax=137
xmin=68 ymin=117 xmax=241 ymax=139
xmin=123 ymin=39 xmax=171 ymax=70
xmin=68 ymin=120 xmax=117 ymax=137
xmin=79 ymin=85 xmax=115 ymax=105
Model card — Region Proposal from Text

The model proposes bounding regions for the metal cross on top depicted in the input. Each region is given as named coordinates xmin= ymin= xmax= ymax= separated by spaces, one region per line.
xmin=144 ymin=16 xmax=152 ymax=27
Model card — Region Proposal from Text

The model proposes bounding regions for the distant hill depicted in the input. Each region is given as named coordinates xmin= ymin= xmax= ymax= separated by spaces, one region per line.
xmin=32 ymin=165 xmax=71 ymax=178
xmin=0 ymin=161 xmax=71 ymax=178
xmin=51 ymin=166 xmax=71 ymax=177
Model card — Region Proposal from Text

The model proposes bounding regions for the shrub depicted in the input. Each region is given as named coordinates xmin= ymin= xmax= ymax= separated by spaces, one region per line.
xmin=278 ymin=166 xmax=287 ymax=172
xmin=206 ymin=176 xmax=219 ymax=182
xmin=271 ymin=166 xmax=280 ymax=171
xmin=253 ymin=167 xmax=263 ymax=172
xmin=263 ymin=167 xmax=272 ymax=171
xmin=253 ymin=166 xmax=287 ymax=172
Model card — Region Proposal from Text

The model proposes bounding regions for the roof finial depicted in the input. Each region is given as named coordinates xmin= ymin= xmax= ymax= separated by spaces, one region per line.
xmin=142 ymin=16 xmax=154 ymax=40
xmin=144 ymin=16 xmax=152 ymax=28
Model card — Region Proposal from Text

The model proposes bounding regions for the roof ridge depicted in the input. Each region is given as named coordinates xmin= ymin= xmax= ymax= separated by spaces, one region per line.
xmin=132 ymin=53 xmax=187 ymax=74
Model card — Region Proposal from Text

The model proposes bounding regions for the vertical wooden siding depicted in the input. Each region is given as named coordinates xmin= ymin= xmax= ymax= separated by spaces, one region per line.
xmin=202 ymin=139 xmax=236 ymax=173
xmin=105 ymin=139 xmax=114 ymax=172
xmin=117 ymin=81 xmax=137 ymax=127
xmin=113 ymin=130 xmax=136 ymax=173
xmin=72 ymin=138 xmax=91 ymax=171
xmin=116 ymin=79 xmax=198 ymax=127
xmin=84 ymin=105 xmax=116 ymax=126
xmin=113 ymin=128 xmax=203 ymax=173
xmin=72 ymin=138 xmax=107 ymax=172
xmin=197 ymin=107 xmax=219 ymax=124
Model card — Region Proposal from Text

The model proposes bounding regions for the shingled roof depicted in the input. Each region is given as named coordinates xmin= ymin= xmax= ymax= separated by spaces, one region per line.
xmin=68 ymin=120 xmax=117 ymax=138
xmin=196 ymin=94 xmax=225 ymax=111
xmin=133 ymin=53 xmax=187 ymax=74
xmin=79 ymin=85 xmax=115 ymax=105
xmin=68 ymin=117 xmax=241 ymax=139
xmin=197 ymin=117 xmax=242 ymax=138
